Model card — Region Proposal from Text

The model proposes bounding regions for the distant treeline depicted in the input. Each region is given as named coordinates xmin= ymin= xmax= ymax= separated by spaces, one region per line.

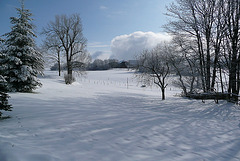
xmin=50 ymin=59 xmax=138 ymax=71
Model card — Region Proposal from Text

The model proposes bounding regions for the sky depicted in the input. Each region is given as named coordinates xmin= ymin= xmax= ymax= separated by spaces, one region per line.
xmin=0 ymin=0 xmax=173 ymax=61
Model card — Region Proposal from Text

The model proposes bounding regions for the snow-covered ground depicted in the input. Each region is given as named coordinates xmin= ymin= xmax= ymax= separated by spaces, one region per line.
xmin=1 ymin=69 xmax=240 ymax=161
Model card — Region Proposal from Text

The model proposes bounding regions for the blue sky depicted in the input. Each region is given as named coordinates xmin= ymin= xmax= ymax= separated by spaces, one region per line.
xmin=0 ymin=0 xmax=173 ymax=60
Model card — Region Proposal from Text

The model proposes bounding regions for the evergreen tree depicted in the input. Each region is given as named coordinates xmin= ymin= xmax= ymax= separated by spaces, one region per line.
xmin=0 ymin=40 xmax=12 ymax=117
xmin=2 ymin=1 xmax=44 ymax=92
xmin=0 ymin=75 xmax=12 ymax=117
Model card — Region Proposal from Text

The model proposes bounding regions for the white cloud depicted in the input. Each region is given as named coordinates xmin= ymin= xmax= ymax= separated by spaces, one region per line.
xmin=111 ymin=31 xmax=172 ymax=60
xmin=88 ymin=42 xmax=111 ymax=60
xmin=91 ymin=51 xmax=111 ymax=60
xmin=100 ymin=5 xmax=108 ymax=10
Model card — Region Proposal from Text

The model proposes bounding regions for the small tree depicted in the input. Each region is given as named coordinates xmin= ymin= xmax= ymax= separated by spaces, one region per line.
xmin=136 ymin=44 xmax=170 ymax=100
xmin=42 ymin=36 xmax=63 ymax=76
xmin=2 ymin=1 xmax=44 ymax=92
xmin=168 ymin=36 xmax=201 ymax=96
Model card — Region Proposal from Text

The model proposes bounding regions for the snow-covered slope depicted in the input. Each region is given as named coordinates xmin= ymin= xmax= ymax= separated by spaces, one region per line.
xmin=0 ymin=69 xmax=240 ymax=161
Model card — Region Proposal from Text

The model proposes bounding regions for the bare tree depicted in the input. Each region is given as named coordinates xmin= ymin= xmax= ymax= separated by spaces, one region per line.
xmin=166 ymin=0 xmax=206 ymax=92
xmin=222 ymin=0 xmax=240 ymax=100
xmin=42 ymin=14 xmax=87 ymax=84
xmin=71 ymin=43 xmax=91 ymax=73
xmin=165 ymin=0 xmax=240 ymax=102
xmin=42 ymin=35 xmax=63 ymax=76
xmin=168 ymin=36 xmax=200 ymax=95
xmin=136 ymin=45 xmax=170 ymax=100
xmin=166 ymin=0 xmax=225 ymax=92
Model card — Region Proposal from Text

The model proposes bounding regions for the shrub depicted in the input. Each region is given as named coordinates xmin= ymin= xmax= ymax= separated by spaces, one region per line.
xmin=64 ymin=74 xmax=76 ymax=84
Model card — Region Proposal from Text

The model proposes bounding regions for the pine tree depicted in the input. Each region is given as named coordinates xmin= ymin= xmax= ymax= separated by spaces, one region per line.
xmin=0 ymin=39 xmax=12 ymax=117
xmin=2 ymin=1 xmax=44 ymax=92
xmin=0 ymin=75 xmax=12 ymax=117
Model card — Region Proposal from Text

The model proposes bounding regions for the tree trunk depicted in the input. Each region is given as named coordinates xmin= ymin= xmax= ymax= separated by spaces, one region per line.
xmin=237 ymin=61 xmax=240 ymax=95
xmin=231 ymin=47 xmax=238 ymax=100
xmin=211 ymin=47 xmax=220 ymax=91
xmin=66 ymin=49 xmax=73 ymax=77
xmin=219 ymin=66 xmax=224 ymax=93
xmin=67 ymin=61 xmax=73 ymax=76
xmin=172 ymin=62 xmax=187 ymax=95
xmin=57 ymin=51 xmax=61 ymax=76
xmin=196 ymin=34 xmax=206 ymax=92
xmin=206 ymin=34 xmax=211 ymax=92
xmin=161 ymin=88 xmax=165 ymax=100
xmin=226 ymin=0 xmax=239 ymax=102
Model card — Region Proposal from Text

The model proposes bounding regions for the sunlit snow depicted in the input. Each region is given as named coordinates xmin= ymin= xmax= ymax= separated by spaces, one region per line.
xmin=0 ymin=69 xmax=240 ymax=161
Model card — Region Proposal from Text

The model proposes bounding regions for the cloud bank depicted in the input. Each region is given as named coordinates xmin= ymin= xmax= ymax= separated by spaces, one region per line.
xmin=88 ymin=42 xmax=111 ymax=60
xmin=111 ymin=31 xmax=172 ymax=60
xmin=91 ymin=51 xmax=110 ymax=60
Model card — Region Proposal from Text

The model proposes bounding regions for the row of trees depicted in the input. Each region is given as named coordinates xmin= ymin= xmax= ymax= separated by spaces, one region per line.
xmin=167 ymin=0 xmax=240 ymax=101
xmin=88 ymin=59 xmax=128 ymax=70
xmin=50 ymin=59 xmax=129 ymax=71
xmin=137 ymin=0 xmax=240 ymax=101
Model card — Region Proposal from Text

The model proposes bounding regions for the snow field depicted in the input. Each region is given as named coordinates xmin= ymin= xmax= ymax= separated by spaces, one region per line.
xmin=0 ymin=69 xmax=240 ymax=161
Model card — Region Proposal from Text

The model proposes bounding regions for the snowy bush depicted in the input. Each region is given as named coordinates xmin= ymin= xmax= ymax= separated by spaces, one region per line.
xmin=64 ymin=74 xmax=76 ymax=84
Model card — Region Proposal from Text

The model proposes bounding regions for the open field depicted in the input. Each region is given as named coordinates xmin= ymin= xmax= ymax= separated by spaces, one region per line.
xmin=0 ymin=69 xmax=240 ymax=161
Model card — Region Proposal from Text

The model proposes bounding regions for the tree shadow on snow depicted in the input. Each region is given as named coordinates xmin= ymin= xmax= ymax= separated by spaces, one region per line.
xmin=199 ymin=101 xmax=239 ymax=121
